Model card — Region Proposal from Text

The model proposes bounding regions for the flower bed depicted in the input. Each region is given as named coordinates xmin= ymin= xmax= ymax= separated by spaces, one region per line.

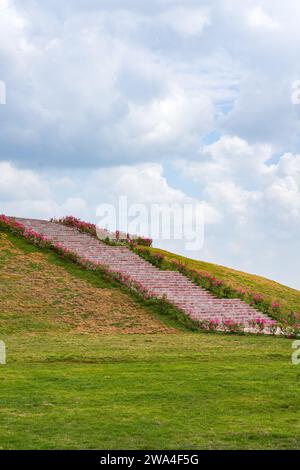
xmin=50 ymin=215 xmax=97 ymax=237
xmin=195 ymin=317 xmax=278 ymax=335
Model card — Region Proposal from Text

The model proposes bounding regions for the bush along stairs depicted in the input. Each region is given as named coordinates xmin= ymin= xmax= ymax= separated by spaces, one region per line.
xmin=9 ymin=217 xmax=276 ymax=334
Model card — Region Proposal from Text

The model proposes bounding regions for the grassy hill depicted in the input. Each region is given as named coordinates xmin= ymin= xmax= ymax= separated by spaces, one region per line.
xmin=1 ymin=231 xmax=300 ymax=449
xmin=0 ymin=232 xmax=177 ymax=335
xmin=145 ymin=247 xmax=300 ymax=314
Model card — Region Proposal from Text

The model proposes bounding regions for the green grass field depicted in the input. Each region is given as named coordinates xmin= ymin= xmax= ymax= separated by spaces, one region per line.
xmin=1 ymin=231 xmax=300 ymax=449
xmin=1 ymin=332 xmax=299 ymax=450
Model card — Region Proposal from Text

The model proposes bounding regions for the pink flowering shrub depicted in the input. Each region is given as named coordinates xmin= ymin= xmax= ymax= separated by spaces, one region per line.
xmin=223 ymin=318 xmax=243 ymax=334
xmin=196 ymin=317 xmax=283 ymax=336
xmin=134 ymin=236 xmax=152 ymax=247
xmin=208 ymin=319 xmax=220 ymax=331
xmin=169 ymin=259 xmax=186 ymax=273
xmin=236 ymin=287 xmax=247 ymax=297
xmin=255 ymin=317 xmax=267 ymax=333
xmin=148 ymin=252 xmax=164 ymax=267
xmin=52 ymin=216 xmax=97 ymax=237
xmin=250 ymin=294 xmax=264 ymax=305
xmin=272 ymin=301 xmax=280 ymax=309
xmin=109 ymin=271 xmax=156 ymax=300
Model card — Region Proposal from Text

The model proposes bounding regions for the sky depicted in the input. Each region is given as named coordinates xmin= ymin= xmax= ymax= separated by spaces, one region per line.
xmin=0 ymin=0 xmax=300 ymax=289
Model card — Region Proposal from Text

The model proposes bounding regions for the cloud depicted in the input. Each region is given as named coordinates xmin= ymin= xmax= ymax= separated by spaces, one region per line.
xmin=1 ymin=0 xmax=300 ymax=288
xmin=179 ymin=135 xmax=300 ymax=225
xmin=0 ymin=0 xmax=216 ymax=168
xmin=0 ymin=161 xmax=50 ymax=201
xmin=1 ymin=0 xmax=300 ymax=169
xmin=0 ymin=160 xmax=198 ymax=220
xmin=158 ymin=7 xmax=210 ymax=36
xmin=0 ymin=161 xmax=88 ymax=219
xmin=110 ymin=87 xmax=214 ymax=160
xmin=177 ymin=135 xmax=300 ymax=286
xmin=93 ymin=163 xmax=190 ymax=204
xmin=247 ymin=6 xmax=280 ymax=30
xmin=178 ymin=135 xmax=274 ymax=189
xmin=265 ymin=153 xmax=300 ymax=223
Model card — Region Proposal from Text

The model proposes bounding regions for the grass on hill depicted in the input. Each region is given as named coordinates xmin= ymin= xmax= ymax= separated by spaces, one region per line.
xmin=146 ymin=247 xmax=300 ymax=313
xmin=0 ymin=232 xmax=193 ymax=335
xmin=1 ymin=231 xmax=300 ymax=449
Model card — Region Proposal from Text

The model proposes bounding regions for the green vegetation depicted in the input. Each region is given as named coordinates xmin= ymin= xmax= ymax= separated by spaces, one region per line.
xmin=1 ymin=332 xmax=299 ymax=449
xmin=1 ymin=231 xmax=300 ymax=449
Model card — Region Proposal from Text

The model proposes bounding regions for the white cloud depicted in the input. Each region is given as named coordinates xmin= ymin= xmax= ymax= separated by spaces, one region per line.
xmin=93 ymin=163 xmax=193 ymax=205
xmin=177 ymin=135 xmax=300 ymax=286
xmin=117 ymin=87 xmax=213 ymax=150
xmin=180 ymin=135 xmax=300 ymax=224
xmin=0 ymin=161 xmax=50 ymax=201
xmin=204 ymin=181 xmax=261 ymax=215
xmin=248 ymin=6 xmax=280 ymax=31
xmin=61 ymin=197 xmax=88 ymax=214
xmin=0 ymin=0 xmax=37 ymax=65
xmin=265 ymin=153 xmax=300 ymax=222
xmin=0 ymin=1 xmax=221 ymax=166
xmin=276 ymin=152 xmax=300 ymax=181
xmin=179 ymin=135 xmax=274 ymax=188
xmin=0 ymin=161 xmax=88 ymax=219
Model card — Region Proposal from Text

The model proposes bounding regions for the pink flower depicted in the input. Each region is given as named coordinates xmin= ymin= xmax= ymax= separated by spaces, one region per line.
xmin=236 ymin=288 xmax=247 ymax=297
xmin=272 ymin=301 xmax=280 ymax=309
xmin=253 ymin=294 xmax=264 ymax=303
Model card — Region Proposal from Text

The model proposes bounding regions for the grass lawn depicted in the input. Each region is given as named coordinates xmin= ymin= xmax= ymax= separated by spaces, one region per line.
xmin=0 ymin=332 xmax=299 ymax=450
xmin=1 ymin=230 xmax=300 ymax=449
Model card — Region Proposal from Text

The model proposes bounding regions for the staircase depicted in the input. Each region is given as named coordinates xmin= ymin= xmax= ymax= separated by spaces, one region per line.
xmin=14 ymin=217 xmax=272 ymax=327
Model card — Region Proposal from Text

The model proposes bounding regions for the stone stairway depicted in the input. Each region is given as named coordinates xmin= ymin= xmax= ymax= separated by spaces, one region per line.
xmin=14 ymin=217 xmax=272 ymax=327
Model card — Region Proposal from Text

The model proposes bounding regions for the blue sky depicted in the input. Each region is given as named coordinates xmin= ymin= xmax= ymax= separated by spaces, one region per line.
xmin=0 ymin=0 xmax=300 ymax=288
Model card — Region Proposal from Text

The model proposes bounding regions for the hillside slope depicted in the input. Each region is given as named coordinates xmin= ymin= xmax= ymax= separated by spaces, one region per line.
xmin=0 ymin=232 xmax=175 ymax=335
xmin=146 ymin=247 xmax=300 ymax=313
